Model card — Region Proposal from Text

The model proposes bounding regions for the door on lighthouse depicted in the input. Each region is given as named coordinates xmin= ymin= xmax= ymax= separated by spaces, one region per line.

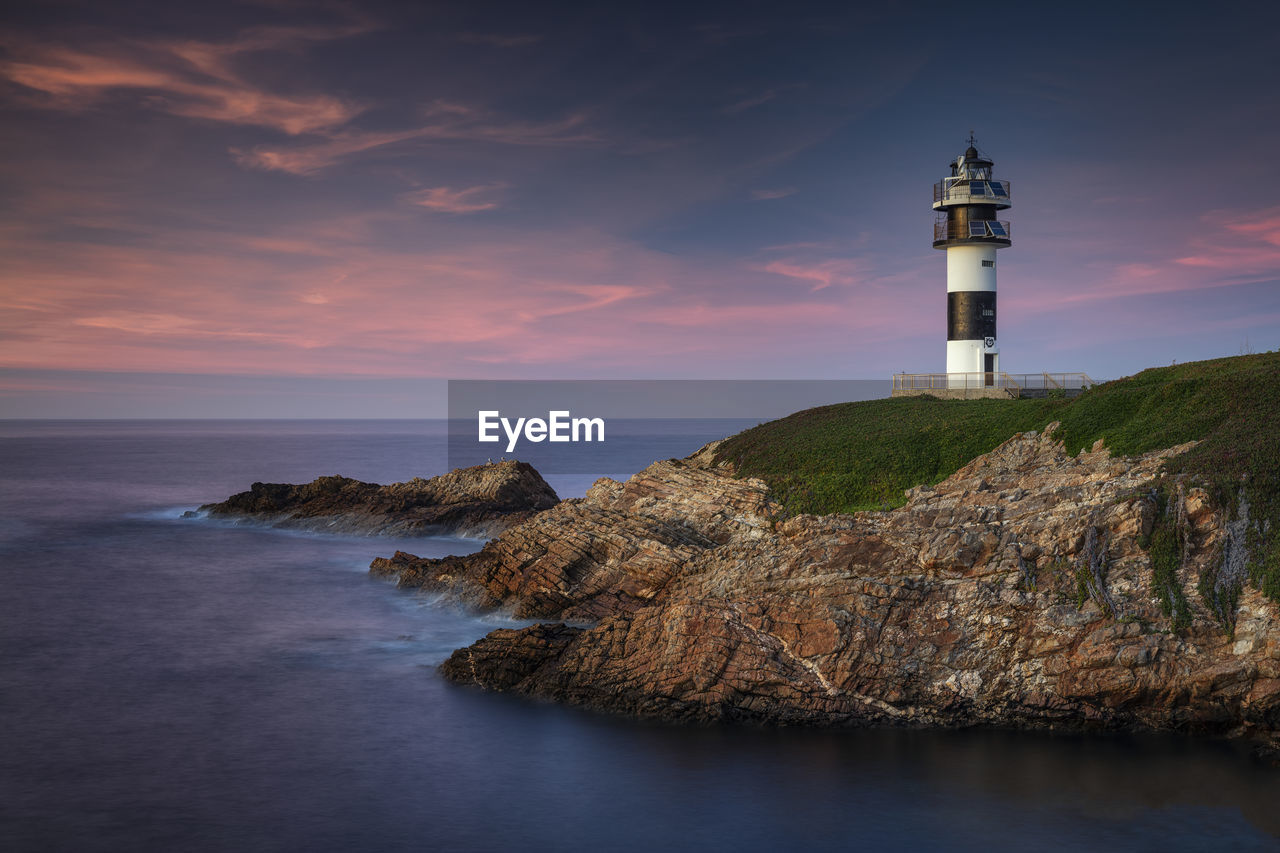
xmin=984 ymin=354 xmax=995 ymax=386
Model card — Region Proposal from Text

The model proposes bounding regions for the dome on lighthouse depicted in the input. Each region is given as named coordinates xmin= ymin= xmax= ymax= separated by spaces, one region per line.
xmin=961 ymin=142 xmax=992 ymax=168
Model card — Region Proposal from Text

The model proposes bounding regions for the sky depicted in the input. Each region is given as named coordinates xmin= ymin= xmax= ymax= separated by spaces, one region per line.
xmin=2 ymin=0 xmax=1279 ymax=416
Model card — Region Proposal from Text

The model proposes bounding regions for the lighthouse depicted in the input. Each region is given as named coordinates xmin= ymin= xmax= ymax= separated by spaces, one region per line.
xmin=932 ymin=136 xmax=1011 ymax=384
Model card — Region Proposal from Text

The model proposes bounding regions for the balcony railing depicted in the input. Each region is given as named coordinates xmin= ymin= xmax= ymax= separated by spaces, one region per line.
xmin=933 ymin=179 xmax=1011 ymax=206
xmin=1005 ymin=373 xmax=1096 ymax=391
xmin=933 ymin=219 xmax=1012 ymax=243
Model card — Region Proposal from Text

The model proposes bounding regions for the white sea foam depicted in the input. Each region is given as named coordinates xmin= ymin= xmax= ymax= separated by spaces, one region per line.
xmin=125 ymin=505 xmax=206 ymax=521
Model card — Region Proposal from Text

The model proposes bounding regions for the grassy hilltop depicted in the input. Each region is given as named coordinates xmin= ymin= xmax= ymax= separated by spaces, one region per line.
xmin=713 ymin=351 xmax=1280 ymax=610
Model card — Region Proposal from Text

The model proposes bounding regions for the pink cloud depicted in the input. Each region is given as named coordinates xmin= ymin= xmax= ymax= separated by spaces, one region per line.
xmin=1174 ymin=247 xmax=1280 ymax=271
xmin=995 ymin=205 xmax=1280 ymax=320
xmin=404 ymin=183 xmax=507 ymax=213
xmin=1114 ymin=263 xmax=1159 ymax=278
xmin=232 ymin=129 xmax=423 ymax=174
xmin=1173 ymin=206 xmax=1280 ymax=275
xmin=0 ymin=24 xmax=368 ymax=134
xmin=236 ymin=106 xmax=599 ymax=175
xmin=0 ymin=211 xmax=926 ymax=378
xmin=1221 ymin=207 xmax=1280 ymax=247
xmin=762 ymin=258 xmax=863 ymax=292
xmin=1001 ymin=263 xmax=1191 ymax=313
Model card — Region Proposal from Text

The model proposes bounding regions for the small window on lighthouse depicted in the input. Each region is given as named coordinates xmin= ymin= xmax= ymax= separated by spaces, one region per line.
xmin=982 ymin=260 xmax=995 ymax=267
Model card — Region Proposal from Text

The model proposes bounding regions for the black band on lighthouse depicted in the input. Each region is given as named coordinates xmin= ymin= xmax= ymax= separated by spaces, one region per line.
xmin=947 ymin=291 xmax=996 ymax=341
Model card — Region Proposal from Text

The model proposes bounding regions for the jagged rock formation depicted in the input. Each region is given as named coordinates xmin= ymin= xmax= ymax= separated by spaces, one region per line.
xmin=370 ymin=459 xmax=776 ymax=619
xmin=373 ymin=426 xmax=1280 ymax=753
xmin=196 ymin=461 xmax=559 ymax=537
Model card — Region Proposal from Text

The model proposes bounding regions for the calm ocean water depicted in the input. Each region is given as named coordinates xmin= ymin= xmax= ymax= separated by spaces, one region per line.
xmin=1 ymin=420 xmax=1278 ymax=852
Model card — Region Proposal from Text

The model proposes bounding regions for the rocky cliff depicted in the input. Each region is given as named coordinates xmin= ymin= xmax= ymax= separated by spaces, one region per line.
xmin=197 ymin=461 xmax=559 ymax=537
xmin=372 ymin=426 xmax=1279 ymax=753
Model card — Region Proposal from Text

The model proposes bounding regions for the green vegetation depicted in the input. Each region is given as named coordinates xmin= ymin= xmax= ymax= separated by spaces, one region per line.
xmin=716 ymin=395 xmax=1069 ymax=515
xmin=1148 ymin=524 xmax=1193 ymax=632
xmin=714 ymin=351 xmax=1280 ymax=607
xmin=1074 ymin=564 xmax=1093 ymax=610
xmin=1136 ymin=486 xmax=1194 ymax=632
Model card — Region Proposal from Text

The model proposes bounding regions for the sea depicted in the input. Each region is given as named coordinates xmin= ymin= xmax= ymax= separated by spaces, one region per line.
xmin=2 ymin=420 xmax=1278 ymax=852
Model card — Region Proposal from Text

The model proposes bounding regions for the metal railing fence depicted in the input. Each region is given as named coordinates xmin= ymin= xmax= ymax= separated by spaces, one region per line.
xmin=892 ymin=372 xmax=1096 ymax=393
xmin=933 ymin=219 xmax=1012 ymax=242
xmin=933 ymin=179 xmax=1011 ymax=205
xmin=1004 ymin=373 xmax=1096 ymax=391
xmin=892 ymin=372 xmax=1021 ymax=391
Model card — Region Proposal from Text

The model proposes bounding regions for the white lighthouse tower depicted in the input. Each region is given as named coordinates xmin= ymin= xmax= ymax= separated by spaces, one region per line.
xmin=932 ymin=136 xmax=1011 ymax=385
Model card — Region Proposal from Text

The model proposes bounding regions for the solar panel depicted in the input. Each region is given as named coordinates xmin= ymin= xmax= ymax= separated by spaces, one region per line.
xmin=969 ymin=181 xmax=987 ymax=195
xmin=991 ymin=182 xmax=1008 ymax=197
xmin=969 ymin=221 xmax=988 ymax=237
xmin=988 ymin=222 xmax=1008 ymax=237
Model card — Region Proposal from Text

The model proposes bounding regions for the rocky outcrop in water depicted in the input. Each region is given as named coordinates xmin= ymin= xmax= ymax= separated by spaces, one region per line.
xmin=374 ymin=427 xmax=1280 ymax=754
xmin=371 ymin=457 xmax=775 ymax=618
xmin=197 ymin=461 xmax=559 ymax=537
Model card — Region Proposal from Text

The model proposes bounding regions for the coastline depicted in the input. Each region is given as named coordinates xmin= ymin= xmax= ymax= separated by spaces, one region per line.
xmin=371 ymin=426 xmax=1280 ymax=758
